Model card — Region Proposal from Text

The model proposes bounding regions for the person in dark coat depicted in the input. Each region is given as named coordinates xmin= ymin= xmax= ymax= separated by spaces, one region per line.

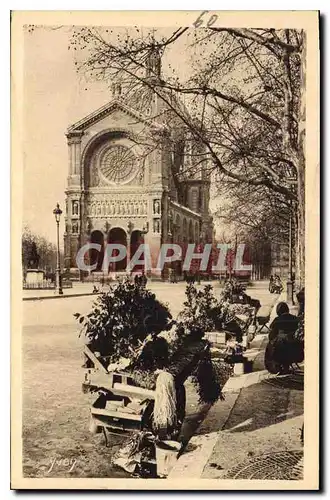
xmin=140 ymin=270 xmax=148 ymax=287
xmin=266 ymin=302 xmax=300 ymax=374
xmin=296 ymin=287 xmax=305 ymax=316
xmin=269 ymin=275 xmax=274 ymax=292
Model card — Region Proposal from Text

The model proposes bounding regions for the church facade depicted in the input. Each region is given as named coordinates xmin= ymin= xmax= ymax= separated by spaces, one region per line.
xmin=64 ymin=60 xmax=214 ymax=279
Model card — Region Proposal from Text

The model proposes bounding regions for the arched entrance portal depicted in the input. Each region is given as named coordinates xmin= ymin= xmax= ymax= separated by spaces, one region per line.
xmin=89 ymin=230 xmax=104 ymax=272
xmin=130 ymin=230 xmax=145 ymax=274
xmin=107 ymin=227 xmax=127 ymax=272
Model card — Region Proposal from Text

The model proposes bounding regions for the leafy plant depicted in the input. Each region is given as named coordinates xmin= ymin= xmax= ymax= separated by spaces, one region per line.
xmin=191 ymin=354 xmax=232 ymax=404
xmin=177 ymin=283 xmax=225 ymax=337
xmin=75 ymin=278 xmax=172 ymax=360
xmin=221 ymin=278 xmax=246 ymax=302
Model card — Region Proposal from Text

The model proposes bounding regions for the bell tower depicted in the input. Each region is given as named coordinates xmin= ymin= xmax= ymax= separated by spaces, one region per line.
xmin=145 ymin=45 xmax=162 ymax=81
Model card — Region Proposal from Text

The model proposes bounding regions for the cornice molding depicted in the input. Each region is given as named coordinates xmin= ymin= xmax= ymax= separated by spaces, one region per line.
xmin=67 ymin=99 xmax=165 ymax=134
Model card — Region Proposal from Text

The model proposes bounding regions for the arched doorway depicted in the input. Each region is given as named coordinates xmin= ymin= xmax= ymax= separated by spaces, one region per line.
xmin=107 ymin=227 xmax=127 ymax=272
xmin=89 ymin=230 xmax=104 ymax=272
xmin=130 ymin=230 xmax=145 ymax=274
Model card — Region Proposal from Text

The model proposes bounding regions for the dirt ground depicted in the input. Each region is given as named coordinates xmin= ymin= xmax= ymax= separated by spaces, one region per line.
xmin=22 ymin=323 xmax=131 ymax=478
xmin=22 ymin=322 xmax=207 ymax=478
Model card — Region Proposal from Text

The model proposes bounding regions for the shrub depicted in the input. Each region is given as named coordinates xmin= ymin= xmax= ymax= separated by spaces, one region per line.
xmin=75 ymin=278 xmax=172 ymax=360
xmin=177 ymin=283 xmax=224 ymax=337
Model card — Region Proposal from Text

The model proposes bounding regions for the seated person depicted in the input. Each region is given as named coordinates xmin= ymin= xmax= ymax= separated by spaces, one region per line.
xmin=267 ymin=302 xmax=299 ymax=374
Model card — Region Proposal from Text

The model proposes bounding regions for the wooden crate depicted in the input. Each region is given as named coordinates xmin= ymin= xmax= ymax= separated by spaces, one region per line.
xmin=82 ymin=345 xmax=155 ymax=435
xmin=90 ymin=393 xmax=153 ymax=434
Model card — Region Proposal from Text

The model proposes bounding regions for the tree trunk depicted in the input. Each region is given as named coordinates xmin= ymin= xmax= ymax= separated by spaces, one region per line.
xmin=296 ymin=32 xmax=306 ymax=288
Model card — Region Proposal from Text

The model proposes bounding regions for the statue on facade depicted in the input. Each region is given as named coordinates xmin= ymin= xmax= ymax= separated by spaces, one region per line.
xmin=153 ymin=199 xmax=160 ymax=214
xmin=86 ymin=219 xmax=92 ymax=233
xmin=72 ymin=200 xmax=79 ymax=215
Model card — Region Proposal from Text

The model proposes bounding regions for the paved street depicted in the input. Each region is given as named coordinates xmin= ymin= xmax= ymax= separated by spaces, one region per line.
xmin=23 ymin=279 xmax=276 ymax=325
xmin=22 ymin=280 xmax=278 ymax=478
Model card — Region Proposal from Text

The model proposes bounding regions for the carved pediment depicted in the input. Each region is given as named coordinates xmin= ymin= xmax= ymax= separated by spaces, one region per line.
xmin=67 ymin=99 xmax=163 ymax=134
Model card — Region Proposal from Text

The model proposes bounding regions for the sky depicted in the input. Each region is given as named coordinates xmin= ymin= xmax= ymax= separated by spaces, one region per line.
xmin=23 ymin=26 xmax=115 ymax=244
xmin=23 ymin=26 xmax=221 ymax=245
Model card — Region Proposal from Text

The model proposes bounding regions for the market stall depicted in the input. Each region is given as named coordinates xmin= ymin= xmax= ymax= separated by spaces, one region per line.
xmin=76 ymin=279 xmax=232 ymax=477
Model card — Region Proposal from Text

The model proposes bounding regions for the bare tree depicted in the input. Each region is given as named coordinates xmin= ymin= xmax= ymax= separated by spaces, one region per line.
xmin=22 ymin=225 xmax=58 ymax=275
xmin=71 ymin=26 xmax=306 ymax=284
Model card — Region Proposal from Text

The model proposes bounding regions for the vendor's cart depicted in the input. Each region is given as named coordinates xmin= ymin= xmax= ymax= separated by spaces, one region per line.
xmin=82 ymin=339 xmax=211 ymax=476
xmin=82 ymin=345 xmax=155 ymax=441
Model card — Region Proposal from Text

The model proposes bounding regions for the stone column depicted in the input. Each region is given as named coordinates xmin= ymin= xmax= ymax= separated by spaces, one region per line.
xmin=66 ymin=131 xmax=84 ymax=184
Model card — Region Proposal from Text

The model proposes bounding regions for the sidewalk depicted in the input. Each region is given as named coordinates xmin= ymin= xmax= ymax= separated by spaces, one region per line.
xmin=200 ymin=368 xmax=303 ymax=480
xmin=23 ymin=283 xmax=101 ymax=301
xmin=169 ymin=295 xmax=304 ymax=480
xmin=22 ymin=279 xmax=221 ymax=301
xmin=170 ymin=355 xmax=303 ymax=480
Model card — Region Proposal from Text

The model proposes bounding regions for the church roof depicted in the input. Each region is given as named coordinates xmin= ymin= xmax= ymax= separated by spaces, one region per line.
xmin=67 ymin=97 xmax=165 ymax=135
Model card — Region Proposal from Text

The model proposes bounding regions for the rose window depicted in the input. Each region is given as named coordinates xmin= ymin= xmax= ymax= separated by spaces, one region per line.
xmin=99 ymin=145 xmax=137 ymax=184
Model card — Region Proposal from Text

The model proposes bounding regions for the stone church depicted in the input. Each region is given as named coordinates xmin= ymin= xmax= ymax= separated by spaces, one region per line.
xmin=64 ymin=50 xmax=214 ymax=279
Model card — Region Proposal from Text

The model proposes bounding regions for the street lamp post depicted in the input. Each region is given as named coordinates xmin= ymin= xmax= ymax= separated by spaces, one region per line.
xmin=228 ymin=242 xmax=233 ymax=280
xmin=141 ymin=222 xmax=149 ymax=276
xmin=53 ymin=203 xmax=63 ymax=295
xmin=284 ymin=171 xmax=296 ymax=305
xmin=126 ymin=220 xmax=134 ymax=274
xmin=196 ymin=233 xmax=204 ymax=285
xmin=287 ymin=201 xmax=294 ymax=305
xmin=167 ymin=211 xmax=173 ymax=282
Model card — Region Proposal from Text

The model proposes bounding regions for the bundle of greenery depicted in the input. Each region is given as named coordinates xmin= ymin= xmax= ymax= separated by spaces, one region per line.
xmin=76 ymin=281 xmax=233 ymax=406
xmin=75 ymin=278 xmax=172 ymax=361
xmin=221 ymin=278 xmax=246 ymax=302
xmin=177 ymin=283 xmax=224 ymax=336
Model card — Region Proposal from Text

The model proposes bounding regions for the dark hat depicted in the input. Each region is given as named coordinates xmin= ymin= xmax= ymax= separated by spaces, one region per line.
xmin=276 ymin=301 xmax=289 ymax=316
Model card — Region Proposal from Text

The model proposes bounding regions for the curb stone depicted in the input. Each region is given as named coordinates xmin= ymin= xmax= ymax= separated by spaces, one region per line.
xmin=23 ymin=292 xmax=101 ymax=301
xmin=169 ymin=369 xmax=276 ymax=478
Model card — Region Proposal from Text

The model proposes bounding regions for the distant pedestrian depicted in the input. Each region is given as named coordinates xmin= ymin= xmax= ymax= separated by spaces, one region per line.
xmin=296 ymin=287 xmax=305 ymax=316
xmin=269 ymin=275 xmax=274 ymax=292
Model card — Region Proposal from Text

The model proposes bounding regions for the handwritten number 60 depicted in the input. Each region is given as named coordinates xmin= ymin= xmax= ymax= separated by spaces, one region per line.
xmin=193 ymin=11 xmax=218 ymax=29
